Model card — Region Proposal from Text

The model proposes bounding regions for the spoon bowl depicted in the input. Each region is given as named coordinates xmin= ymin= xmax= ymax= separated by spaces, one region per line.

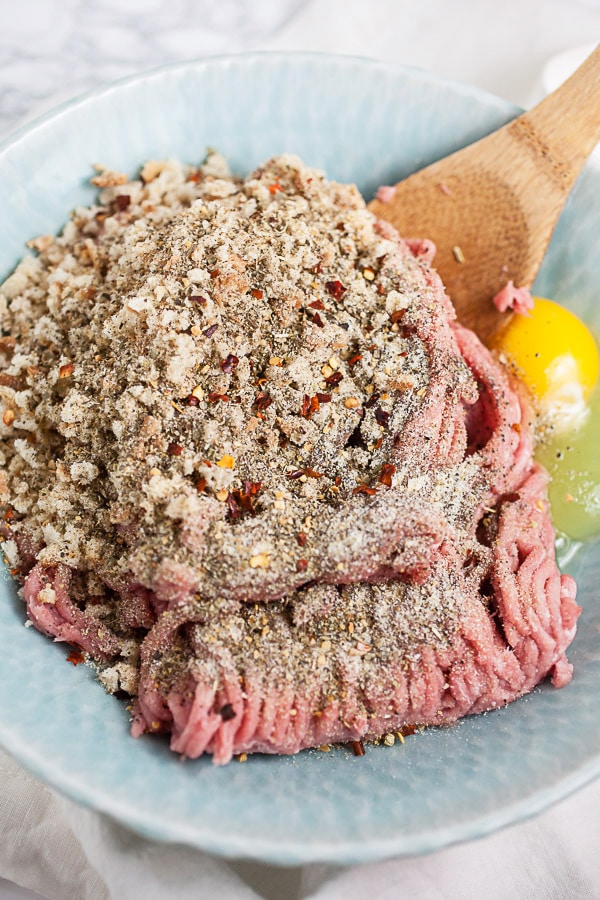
xmin=368 ymin=44 xmax=600 ymax=343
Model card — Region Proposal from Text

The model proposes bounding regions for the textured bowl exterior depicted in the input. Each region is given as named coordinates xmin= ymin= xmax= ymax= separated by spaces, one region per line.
xmin=0 ymin=53 xmax=599 ymax=865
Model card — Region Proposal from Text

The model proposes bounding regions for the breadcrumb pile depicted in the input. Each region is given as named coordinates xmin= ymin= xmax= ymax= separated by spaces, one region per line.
xmin=0 ymin=153 xmax=476 ymax=617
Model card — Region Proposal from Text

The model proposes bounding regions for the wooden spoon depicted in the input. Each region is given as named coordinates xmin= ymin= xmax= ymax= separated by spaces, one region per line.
xmin=367 ymin=44 xmax=600 ymax=344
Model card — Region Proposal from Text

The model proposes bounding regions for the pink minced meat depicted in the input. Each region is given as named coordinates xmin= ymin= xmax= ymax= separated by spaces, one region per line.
xmin=23 ymin=564 xmax=120 ymax=660
xmin=493 ymin=280 xmax=535 ymax=315
xmin=375 ymin=185 xmax=397 ymax=203
xmin=128 ymin=319 xmax=579 ymax=764
xmin=130 ymin=461 xmax=578 ymax=765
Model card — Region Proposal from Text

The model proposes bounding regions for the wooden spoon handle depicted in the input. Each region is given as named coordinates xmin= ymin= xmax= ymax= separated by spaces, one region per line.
xmin=514 ymin=43 xmax=600 ymax=192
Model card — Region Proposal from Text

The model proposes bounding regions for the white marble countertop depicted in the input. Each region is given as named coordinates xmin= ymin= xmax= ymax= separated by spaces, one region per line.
xmin=1 ymin=2 xmax=600 ymax=898
xmin=2 ymin=0 xmax=600 ymax=140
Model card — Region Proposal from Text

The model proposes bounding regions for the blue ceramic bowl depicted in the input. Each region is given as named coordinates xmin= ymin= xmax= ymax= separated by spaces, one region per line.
xmin=0 ymin=53 xmax=599 ymax=865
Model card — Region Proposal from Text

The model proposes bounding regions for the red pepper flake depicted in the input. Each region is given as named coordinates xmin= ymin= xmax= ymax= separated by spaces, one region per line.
xmin=185 ymin=394 xmax=201 ymax=407
xmin=296 ymin=559 xmax=309 ymax=572
xmin=286 ymin=467 xmax=323 ymax=481
xmin=226 ymin=493 xmax=241 ymax=520
xmin=364 ymin=392 xmax=380 ymax=410
xmin=254 ymin=391 xmax=272 ymax=412
xmin=114 ymin=194 xmax=131 ymax=211
xmin=375 ymin=407 xmax=390 ymax=428
xmin=399 ymin=724 xmax=417 ymax=737
xmin=297 ymin=532 xmax=308 ymax=547
xmin=325 ymin=280 xmax=346 ymax=300
xmin=353 ymin=483 xmax=377 ymax=496
xmin=195 ymin=476 xmax=207 ymax=493
xmin=187 ymin=172 xmax=201 ymax=183
xmin=203 ymin=324 xmax=218 ymax=338
xmin=268 ymin=181 xmax=283 ymax=194
xmin=301 ymin=394 xmax=320 ymax=419
xmin=226 ymin=480 xmax=262 ymax=520
xmin=324 ymin=371 xmax=343 ymax=387
xmin=376 ymin=284 xmax=386 ymax=296
xmin=308 ymin=299 xmax=325 ymax=310
xmin=3 ymin=508 xmax=14 ymax=521
xmin=347 ymin=352 xmax=362 ymax=366
xmin=316 ymin=392 xmax=332 ymax=403
xmin=210 ymin=269 xmax=220 ymax=278
xmin=251 ymin=288 xmax=264 ymax=300
xmin=373 ymin=437 xmax=384 ymax=450
xmin=189 ymin=294 xmax=208 ymax=304
xmin=351 ymin=740 xmax=366 ymax=757
xmin=168 ymin=442 xmax=183 ymax=456
xmin=208 ymin=392 xmax=229 ymax=403
xmin=334 ymin=476 xmax=342 ymax=486
xmin=309 ymin=312 xmax=325 ymax=328
xmin=390 ymin=309 xmax=407 ymax=324
xmin=66 ymin=648 xmax=85 ymax=666
xmin=378 ymin=463 xmax=397 ymax=487
xmin=221 ymin=353 xmax=239 ymax=374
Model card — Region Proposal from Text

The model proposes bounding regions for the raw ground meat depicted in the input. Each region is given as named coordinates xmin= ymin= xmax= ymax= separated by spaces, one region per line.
xmin=0 ymin=154 xmax=579 ymax=764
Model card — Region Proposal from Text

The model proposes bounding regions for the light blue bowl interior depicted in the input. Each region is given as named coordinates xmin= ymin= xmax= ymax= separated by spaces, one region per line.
xmin=0 ymin=53 xmax=599 ymax=865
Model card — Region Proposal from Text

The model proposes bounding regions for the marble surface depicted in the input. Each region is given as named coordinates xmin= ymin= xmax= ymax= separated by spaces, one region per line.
xmin=0 ymin=0 xmax=305 ymax=135
xmin=2 ymin=0 xmax=600 ymax=142
xmin=1 ymin=1 xmax=600 ymax=899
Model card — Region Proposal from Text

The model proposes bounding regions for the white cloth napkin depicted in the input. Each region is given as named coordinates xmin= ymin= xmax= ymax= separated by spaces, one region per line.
xmin=3 ymin=743 xmax=600 ymax=900
xmin=2 ymin=2 xmax=600 ymax=898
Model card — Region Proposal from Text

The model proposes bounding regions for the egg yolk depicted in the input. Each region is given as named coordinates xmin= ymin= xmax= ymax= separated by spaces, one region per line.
xmin=491 ymin=296 xmax=600 ymax=432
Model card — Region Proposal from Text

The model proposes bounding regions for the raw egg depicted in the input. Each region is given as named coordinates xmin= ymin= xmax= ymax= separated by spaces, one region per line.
xmin=536 ymin=385 xmax=600 ymax=542
xmin=492 ymin=296 xmax=600 ymax=541
xmin=491 ymin=296 xmax=599 ymax=433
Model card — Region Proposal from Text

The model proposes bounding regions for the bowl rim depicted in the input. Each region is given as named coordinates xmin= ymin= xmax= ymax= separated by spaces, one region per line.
xmin=0 ymin=50 xmax=598 ymax=866
xmin=0 ymin=49 xmax=522 ymax=161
